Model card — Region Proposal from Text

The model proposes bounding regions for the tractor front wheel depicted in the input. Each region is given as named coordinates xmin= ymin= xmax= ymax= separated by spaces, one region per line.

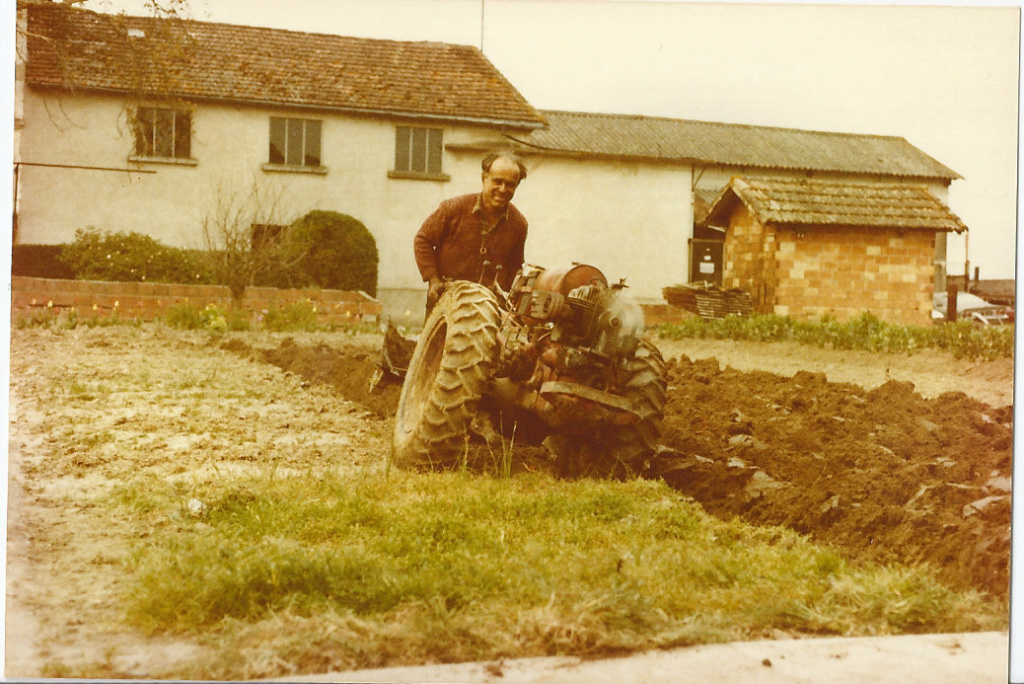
xmin=551 ymin=339 xmax=668 ymax=478
xmin=391 ymin=281 xmax=501 ymax=470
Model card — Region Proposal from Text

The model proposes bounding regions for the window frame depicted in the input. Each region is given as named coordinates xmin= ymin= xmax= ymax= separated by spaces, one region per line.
xmin=389 ymin=125 xmax=449 ymax=181
xmin=264 ymin=117 xmax=326 ymax=174
xmin=130 ymin=106 xmax=194 ymax=164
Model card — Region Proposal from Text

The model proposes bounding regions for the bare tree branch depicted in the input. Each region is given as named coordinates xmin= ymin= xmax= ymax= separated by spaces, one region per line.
xmin=200 ymin=176 xmax=307 ymax=303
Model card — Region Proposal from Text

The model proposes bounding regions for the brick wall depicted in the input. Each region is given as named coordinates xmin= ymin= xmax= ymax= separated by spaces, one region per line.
xmin=11 ymin=276 xmax=382 ymax=325
xmin=723 ymin=204 xmax=776 ymax=313
xmin=772 ymin=227 xmax=935 ymax=325
xmin=725 ymin=216 xmax=937 ymax=325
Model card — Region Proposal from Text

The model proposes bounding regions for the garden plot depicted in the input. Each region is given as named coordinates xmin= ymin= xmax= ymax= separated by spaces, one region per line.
xmin=6 ymin=325 xmax=1011 ymax=679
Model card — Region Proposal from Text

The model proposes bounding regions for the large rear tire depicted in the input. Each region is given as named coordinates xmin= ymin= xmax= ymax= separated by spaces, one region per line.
xmin=609 ymin=338 xmax=668 ymax=466
xmin=391 ymin=281 xmax=501 ymax=469
xmin=555 ymin=339 xmax=667 ymax=478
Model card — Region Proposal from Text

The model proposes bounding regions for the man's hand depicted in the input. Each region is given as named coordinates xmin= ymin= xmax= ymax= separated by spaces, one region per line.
xmin=426 ymin=277 xmax=447 ymax=313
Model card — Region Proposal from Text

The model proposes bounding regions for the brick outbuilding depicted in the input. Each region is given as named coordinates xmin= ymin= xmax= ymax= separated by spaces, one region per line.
xmin=703 ymin=177 xmax=968 ymax=325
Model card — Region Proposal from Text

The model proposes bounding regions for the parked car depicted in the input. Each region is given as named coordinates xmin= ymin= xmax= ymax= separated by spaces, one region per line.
xmin=933 ymin=292 xmax=1014 ymax=325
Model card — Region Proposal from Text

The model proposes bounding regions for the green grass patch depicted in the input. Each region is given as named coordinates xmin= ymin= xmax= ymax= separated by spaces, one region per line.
xmin=110 ymin=471 xmax=1002 ymax=678
xmin=163 ymin=300 xmax=375 ymax=334
xmin=165 ymin=303 xmax=251 ymax=333
xmin=658 ymin=312 xmax=1014 ymax=360
xmin=15 ymin=306 xmax=143 ymax=330
xmin=260 ymin=299 xmax=320 ymax=332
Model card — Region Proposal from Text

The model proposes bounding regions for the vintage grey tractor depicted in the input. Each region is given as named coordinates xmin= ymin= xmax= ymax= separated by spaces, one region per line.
xmin=390 ymin=263 xmax=668 ymax=475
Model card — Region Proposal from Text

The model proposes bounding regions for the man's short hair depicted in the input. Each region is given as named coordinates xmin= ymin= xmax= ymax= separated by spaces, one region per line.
xmin=482 ymin=152 xmax=528 ymax=181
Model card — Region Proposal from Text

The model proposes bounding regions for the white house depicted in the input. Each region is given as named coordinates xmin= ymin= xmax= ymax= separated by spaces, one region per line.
xmin=14 ymin=3 xmax=965 ymax=320
xmin=15 ymin=3 xmax=546 ymax=318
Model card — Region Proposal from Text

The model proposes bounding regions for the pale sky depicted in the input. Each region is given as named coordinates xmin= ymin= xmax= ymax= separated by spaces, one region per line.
xmin=74 ymin=0 xmax=1022 ymax=280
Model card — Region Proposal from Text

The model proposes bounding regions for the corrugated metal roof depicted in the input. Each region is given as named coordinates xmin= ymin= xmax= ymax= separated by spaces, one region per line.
xmin=23 ymin=4 xmax=545 ymax=128
xmin=510 ymin=110 xmax=959 ymax=180
xmin=705 ymin=176 xmax=967 ymax=232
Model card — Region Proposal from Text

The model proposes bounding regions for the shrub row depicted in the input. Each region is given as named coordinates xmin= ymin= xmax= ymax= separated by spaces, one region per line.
xmin=12 ymin=210 xmax=378 ymax=295
xmin=11 ymin=244 xmax=76 ymax=279
xmin=57 ymin=229 xmax=215 ymax=285
xmin=657 ymin=312 xmax=1014 ymax=361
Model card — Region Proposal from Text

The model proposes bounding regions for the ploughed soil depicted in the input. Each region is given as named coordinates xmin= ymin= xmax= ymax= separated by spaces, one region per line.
xmin=229 ymin=333 xmax=1013 ymax=602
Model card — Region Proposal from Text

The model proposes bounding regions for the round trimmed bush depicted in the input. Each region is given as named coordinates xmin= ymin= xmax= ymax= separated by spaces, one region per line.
xmin=286 ymin=211 xmax=379 ymax=296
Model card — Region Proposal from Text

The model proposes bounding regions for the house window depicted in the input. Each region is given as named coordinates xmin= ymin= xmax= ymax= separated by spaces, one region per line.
xmin=393 ymin=126 xmax=444 ymax=177
xmin=134 ymin=107 xmax=191 ymax=159
xmin=251 ymin=224 xmax=286 ymax=251
xmin=269 ymin=117 xmax=322 ymax=167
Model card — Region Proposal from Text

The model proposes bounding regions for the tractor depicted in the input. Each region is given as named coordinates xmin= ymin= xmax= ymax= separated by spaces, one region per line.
xmin=390 ymin=263 xmax=668 ymax=476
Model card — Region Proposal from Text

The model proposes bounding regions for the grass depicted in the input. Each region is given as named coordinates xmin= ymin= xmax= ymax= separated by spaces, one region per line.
xmin=107 ymin=469 xmax=1003 ymax=679
xmin=658 ymin=311 xmax=1014 ymax=360
xmin=15 ymin=305 xmax=141 ymax=330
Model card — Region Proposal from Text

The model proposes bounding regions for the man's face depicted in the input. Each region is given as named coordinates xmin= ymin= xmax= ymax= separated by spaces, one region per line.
xmin=481 ymin=157 xmax=522 ymax=213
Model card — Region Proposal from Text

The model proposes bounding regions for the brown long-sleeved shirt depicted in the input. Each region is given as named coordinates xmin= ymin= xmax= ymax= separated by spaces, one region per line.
xmin=413 ymin=193 xmax=527 ymax=291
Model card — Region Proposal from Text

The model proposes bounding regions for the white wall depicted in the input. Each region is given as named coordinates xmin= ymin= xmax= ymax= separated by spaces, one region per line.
xmin=19 ymin=88 xmax=695 ymax=310
xmin=17 ymin=89 xmax=509 ymax=296
xmin=502 ymin=154 xmax=693 ymax=302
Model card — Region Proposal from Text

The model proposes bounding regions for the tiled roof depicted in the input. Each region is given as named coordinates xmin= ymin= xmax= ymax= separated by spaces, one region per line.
xmin=509 ymin=111 xmax=959 ymax=180
xmin=705 ymin=177 xmax=967 ymax=232
xmin=23 ymin=4 xmax=545 ymax=128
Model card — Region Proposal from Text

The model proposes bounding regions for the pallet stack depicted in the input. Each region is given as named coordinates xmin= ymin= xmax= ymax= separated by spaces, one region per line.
xmin=662 ymin=283 xmax=753 ymax=320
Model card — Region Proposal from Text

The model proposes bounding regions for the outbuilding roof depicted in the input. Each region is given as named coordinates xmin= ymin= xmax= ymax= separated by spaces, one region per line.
xmin=704 ymin=176 xmax=968 ymax=232
xmin=508 ymin=110 xmax=959 ymax=181
xmin=22 ymin=4 xmax=545 ymax=128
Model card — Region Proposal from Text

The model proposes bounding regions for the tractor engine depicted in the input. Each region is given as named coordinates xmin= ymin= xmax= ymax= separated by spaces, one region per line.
xmin=492 ymin=264 xmax=647 ymax=429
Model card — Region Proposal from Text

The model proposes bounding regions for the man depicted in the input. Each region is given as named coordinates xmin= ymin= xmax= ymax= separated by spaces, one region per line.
xmin=413 ymin=152 xmax=528 ymax=314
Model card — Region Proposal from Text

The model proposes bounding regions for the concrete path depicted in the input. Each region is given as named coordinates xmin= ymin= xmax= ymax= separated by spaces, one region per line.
xmin=272 ymin=631 xmax=1009 ymax=684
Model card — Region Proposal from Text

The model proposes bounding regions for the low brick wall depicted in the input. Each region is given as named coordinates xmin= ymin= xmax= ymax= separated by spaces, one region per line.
xmin=11 ymin=276 xmax=382 ymax=325
xmin=640 ymin=303 xmax=692 ymax=326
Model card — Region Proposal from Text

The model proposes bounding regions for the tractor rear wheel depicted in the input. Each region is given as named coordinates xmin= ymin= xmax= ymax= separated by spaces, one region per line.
xmin=550 ymin=339 xmax=667 ymax=478
xmin=609 ymin=338 xmax=668 ymax=466
xmin=391 ymin=281 xmax=501 ymax=470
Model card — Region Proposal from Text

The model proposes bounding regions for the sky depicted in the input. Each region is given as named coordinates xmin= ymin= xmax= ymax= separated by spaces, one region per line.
xmin=75 ymin=0 xmax=1022 ymax=282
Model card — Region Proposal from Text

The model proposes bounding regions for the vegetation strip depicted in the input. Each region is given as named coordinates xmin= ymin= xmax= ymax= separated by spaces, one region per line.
xmin=658 ymin=312 xmax=1013 ymax=360
xmin=114 ymin=471 xmax=1000 ymax=678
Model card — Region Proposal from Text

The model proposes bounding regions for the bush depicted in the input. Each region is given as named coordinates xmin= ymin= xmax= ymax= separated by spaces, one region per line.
xmin=12 ymin=244 xmax=76 ymax=279
xmin=59 ymin=228 xmax=214 ymax=284
xmin=264 ymin=211 xmax=378 ymax=296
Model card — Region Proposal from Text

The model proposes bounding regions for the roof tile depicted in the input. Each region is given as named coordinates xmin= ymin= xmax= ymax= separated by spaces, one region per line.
xmin=24 ymin=4 xmax=545 ymax=128
xmin=706 ymin=176 xmax=967 ymax=232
